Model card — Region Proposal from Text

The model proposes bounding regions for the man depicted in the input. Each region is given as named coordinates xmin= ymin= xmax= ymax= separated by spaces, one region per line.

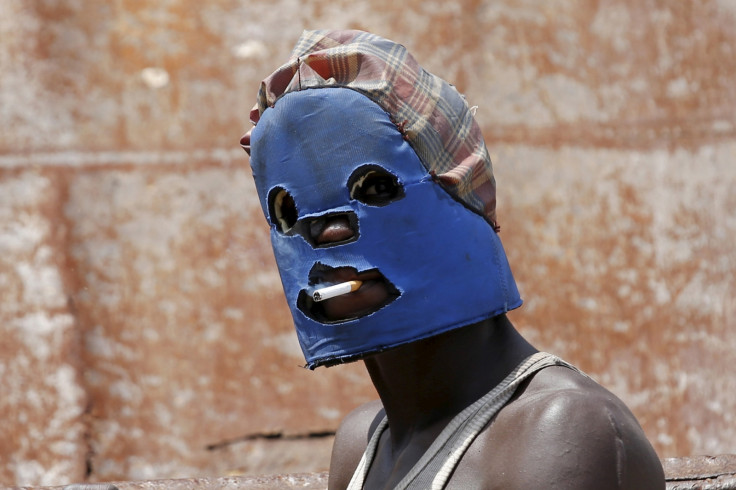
xmin=242 ymin=29 xmax=664 ymax=489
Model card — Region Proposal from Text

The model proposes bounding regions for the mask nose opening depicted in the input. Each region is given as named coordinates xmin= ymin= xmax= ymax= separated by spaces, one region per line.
xmin=305 ymin=212 xmax=359 ymax=248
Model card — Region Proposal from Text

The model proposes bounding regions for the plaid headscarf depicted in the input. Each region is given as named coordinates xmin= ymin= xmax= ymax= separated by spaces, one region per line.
xmin=248 ymin=30 xmax=500 ymax=230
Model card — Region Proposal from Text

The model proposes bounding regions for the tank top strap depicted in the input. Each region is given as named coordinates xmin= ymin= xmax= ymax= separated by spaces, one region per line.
xmin=346 ymin=416 xmax=390 ymax=490
xmin=346 ymin=352 xmax=579 ymax=489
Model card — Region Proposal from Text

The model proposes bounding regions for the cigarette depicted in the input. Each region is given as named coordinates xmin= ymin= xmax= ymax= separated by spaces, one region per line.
xmin=312 ymin=280 xmax=362 ymax=302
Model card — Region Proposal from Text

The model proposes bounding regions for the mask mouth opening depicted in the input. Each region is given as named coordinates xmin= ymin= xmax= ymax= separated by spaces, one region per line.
xmin=297 ymin=264 xmax=400 ymax=324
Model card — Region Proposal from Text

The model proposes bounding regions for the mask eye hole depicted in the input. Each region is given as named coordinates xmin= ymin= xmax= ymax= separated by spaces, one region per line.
xmin=268 ymin=187 xmax=298 ymax=233
xmin=348 ymin=166 xmax=404 ymax=206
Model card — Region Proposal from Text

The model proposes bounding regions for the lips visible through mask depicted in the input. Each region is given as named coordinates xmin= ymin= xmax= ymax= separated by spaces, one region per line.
xmin=297 ymin=263 xmax=400 ymax=323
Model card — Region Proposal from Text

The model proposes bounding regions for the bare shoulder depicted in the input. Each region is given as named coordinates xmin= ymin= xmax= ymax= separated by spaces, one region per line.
xmin=456 ymin=366 xmax=665 ymax=490
xmin=328 ymin=399 xmax=385 ymax=490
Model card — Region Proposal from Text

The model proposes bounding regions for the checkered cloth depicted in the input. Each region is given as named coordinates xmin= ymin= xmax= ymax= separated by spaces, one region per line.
xmin=249 ymin=30 xmax=500 ymax=230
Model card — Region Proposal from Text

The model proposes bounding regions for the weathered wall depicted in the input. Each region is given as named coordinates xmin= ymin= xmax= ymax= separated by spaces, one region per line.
xmin=1 ymin=0 xmax=734 ymax=486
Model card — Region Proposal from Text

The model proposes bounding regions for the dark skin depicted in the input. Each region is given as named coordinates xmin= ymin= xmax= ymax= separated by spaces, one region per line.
xmin=313 ymin=216 xmax=665 ymax=490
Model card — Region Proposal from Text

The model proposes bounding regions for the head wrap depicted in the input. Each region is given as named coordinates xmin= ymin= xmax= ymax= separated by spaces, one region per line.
xmin=247 ymin=29 xmax=500 ymax=231
xmin=244 ymin=30 xmax=522 ymax=368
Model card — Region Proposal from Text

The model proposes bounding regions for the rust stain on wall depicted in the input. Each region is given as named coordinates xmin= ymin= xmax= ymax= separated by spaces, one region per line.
xmin=498 ymin=145 xmax=736 ymax=456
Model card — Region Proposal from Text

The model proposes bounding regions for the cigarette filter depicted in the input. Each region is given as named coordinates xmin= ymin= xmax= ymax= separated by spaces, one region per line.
xmin=312 ymin=280 xmax=362 ymax=302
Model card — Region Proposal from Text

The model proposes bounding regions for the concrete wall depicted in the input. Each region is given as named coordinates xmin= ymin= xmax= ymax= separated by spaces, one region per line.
xmin=1 ymin=0 xmax=734 ymax=486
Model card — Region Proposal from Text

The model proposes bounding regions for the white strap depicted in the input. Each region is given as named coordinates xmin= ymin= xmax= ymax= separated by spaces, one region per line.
xmin=346 ymin=416 xmax=389 ymax=490
xmin=347 ymin=352 xmax=576 ymax=489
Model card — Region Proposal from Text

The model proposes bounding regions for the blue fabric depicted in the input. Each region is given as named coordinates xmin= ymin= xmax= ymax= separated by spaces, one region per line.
xmin=250 ymin=88 xmax=522 ymax=368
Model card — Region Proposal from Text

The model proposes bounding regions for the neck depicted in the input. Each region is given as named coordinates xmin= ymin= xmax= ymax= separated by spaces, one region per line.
xmin=363 ymin=315 xmax=536 ymax=448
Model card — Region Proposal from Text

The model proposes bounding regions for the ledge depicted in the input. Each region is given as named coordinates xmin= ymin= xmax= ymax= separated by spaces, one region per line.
xmin=664 ymin=455 xmax=736 ymax=490
xmin=8 ymin=473 xmax=329 ymax=490
xmin=5 ymin=456 xmax=736 ymax=489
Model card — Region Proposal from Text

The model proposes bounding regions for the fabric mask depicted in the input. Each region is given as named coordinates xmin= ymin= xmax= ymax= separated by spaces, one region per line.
xmin=249 ymin=87 xmax=522 ymax=368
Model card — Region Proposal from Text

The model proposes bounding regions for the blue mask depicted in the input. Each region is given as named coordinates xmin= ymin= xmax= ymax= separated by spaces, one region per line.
xmin=249 ymin=88 xmax=521 ymax=368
